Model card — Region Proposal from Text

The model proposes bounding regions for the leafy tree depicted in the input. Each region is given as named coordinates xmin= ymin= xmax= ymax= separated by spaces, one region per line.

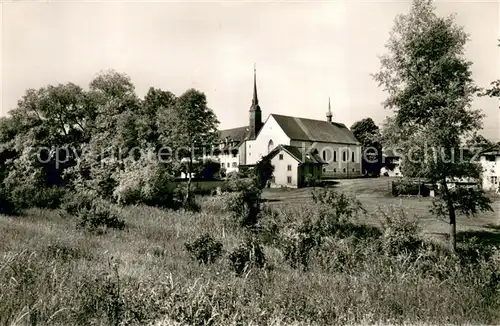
xmin=351 ymin=118 xmax=382 ymax=176
xmin=65 ymin=70 xmax=142 ymax=199
xmin=195 ymin=158 xmax=222 ymax=180
xmin=252 ymin=156 xmax=274 ymax=189
xmin=482 ymin=40 xmax=500 ymax=108
xmin=140 ymin=87 xmax=176 ymax=148
xmin=157 ymin=89 xmax=219 ymax=206
xmin=373 ymin=0 xmax=493 ymax=251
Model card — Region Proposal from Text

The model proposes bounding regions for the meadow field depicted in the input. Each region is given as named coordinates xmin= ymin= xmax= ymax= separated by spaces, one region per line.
xmin=1 ymin=177 xmax=500 ymax=325
xmin=263 ymin=178 xmax=500 ymax=244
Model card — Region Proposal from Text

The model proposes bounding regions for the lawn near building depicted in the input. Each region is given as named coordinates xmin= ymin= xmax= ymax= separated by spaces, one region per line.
xmin=262 ymin=177 xmax=500 ymax=245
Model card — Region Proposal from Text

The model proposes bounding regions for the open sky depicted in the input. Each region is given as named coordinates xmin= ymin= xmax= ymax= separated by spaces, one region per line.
xmin=1 ymin=0 xmax=499 ymax=141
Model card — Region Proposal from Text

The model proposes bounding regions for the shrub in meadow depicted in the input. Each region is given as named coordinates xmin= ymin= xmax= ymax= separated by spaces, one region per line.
xmin=229 ymin=237 xmax=266 ymax=275
xmin=62 ymin=190 xmax=125 ymax=233
xmin=223 ymin=180 xmax=263 ymax=228
xmin=280 ymin=219 xmax=323 ymax=269
xmin=312 ymin=188 xmax=365 ymax=227
xmin=75 ymin=202 xmax=125 ymax=233
xmin=184 ymin=233 xmax=223 ymax=264
xmin=378 ymin=205 xmax=422 ymax=256
xmin=61 ymin=189 xmax=96 ymax=216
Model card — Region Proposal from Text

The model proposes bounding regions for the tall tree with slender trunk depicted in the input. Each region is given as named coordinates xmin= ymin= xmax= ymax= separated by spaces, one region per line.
xmin=158 ymin=89 xmax=219 ymax=207
xmin=373 ymin=0 xmax=493 ymax=251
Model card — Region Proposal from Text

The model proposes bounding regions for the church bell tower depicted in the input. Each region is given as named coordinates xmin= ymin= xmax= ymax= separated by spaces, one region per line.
xmin=248 ymin=65 xmax=262 ymax=140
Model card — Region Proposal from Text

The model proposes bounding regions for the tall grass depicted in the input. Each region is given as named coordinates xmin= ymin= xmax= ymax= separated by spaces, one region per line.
xmin=0 ymin=193 xmax=499 ymax=325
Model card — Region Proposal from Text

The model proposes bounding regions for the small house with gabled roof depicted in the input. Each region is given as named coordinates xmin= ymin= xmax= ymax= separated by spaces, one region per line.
xmin=265 ymin=144 xmax=326 ymax=187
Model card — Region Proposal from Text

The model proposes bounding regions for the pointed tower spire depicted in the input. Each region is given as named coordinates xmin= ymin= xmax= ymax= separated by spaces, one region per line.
xmin=251 ymin=63 xmax=260 ymax=109
xmin=326 ymin=97 xmax=333 ymax=123
xmin=249 ymin=64 xmax=262 ymax=140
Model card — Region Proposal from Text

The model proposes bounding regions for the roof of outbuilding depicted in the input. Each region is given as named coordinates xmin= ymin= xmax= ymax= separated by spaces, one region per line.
xmin=480 ymin=142 xmax=500 ymax=156
xmin=267 ymin=144 xmax=326 ymax=164
xmin=270 ymin=114 xmax=360 ymax=145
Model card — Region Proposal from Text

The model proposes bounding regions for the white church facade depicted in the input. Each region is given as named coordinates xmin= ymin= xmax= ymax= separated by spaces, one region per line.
xmin=214 ymin=69 xmax=362 ymax=186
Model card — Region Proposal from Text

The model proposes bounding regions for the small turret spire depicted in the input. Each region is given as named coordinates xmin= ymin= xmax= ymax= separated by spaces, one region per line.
xmin=326 ymin=97 xmax=333 ymax=122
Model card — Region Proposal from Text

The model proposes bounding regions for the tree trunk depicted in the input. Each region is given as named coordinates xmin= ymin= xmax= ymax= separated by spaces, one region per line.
xmin=449 ymin=209 xmax=457 ymax=252
xmin=186 ymin=152 xmax=192 ymax=206
xmin=442 ymin=179 xmax=457 ymax=252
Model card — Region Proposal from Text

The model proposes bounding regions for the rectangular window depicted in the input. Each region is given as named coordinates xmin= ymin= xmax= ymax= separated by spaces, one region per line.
xmin=232 ymin=162 xmax=237 ymax=167
xmin=287 ymin=176 xmax=292 ymax=184
xmin=287 ymin=164 xmax=292 ymax=171
xmin=486 ymin=155 xmax=496 ymax=162
xmin=352 ymin=152 xmax=355 ymax=162
xmin=333 ymin=151 xmax=337 ymax=162
xmin=279 ymin=154 xmax=284 ymax=160
xmin=232 ymin=152 xmax=237 ymax=158
xmin=227 ymin=163 xmax=230 ymax=168
xmin=342 ymin=151 xmax=347 ymax=162
xmin=491 ymin=176 xmax=498 ymax=184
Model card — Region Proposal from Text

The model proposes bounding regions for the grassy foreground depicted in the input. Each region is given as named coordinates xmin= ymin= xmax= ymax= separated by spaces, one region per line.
xmin=1 ymin=192 xmax=500 ymax=325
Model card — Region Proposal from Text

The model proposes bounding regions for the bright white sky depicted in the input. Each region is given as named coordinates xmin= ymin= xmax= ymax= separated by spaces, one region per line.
xmin=1 ymin=0 xmax=499 ymax=140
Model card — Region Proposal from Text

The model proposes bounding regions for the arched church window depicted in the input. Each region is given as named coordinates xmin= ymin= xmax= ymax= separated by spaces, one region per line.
xmin=267 ymin=139 xmax=274 ymax=154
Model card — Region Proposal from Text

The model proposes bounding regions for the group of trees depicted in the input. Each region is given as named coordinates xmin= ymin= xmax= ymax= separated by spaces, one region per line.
xmin=0 ymin=70 xmax=221 ymax=210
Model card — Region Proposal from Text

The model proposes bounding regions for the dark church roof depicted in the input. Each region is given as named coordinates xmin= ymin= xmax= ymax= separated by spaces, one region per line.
xmin=270 ymin=114 xmax=360 ymax=145
xmin=267 ymin=144 xmax=326 ymax=164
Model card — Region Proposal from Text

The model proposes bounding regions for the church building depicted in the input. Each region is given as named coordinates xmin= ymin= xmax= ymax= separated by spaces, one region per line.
xmin=216 ymin=68 xmax=362 ymax=186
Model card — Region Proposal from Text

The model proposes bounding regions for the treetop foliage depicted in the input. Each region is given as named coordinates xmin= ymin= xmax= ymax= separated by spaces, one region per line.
xmin=0 ymin=69 xmax=221 ymax=212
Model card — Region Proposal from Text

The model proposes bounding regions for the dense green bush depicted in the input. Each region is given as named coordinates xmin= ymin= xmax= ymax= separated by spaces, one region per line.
xmin=392 ymin=179 xmax=431 ymax=197
xmin=229 ymin=238 xmax=266 ymax=275
xmin=60 ymin=189 xmax=96 ymax=216
xmin=75 ymin=203 xmax=126 ymax=233
xmin=184 ymin=234 xmax=223 ymax=264
xmin=113 ymin=154 xmax=179 ymax=208
xmin=264 ymin=190 xmax=375 ymax=269
xmin=280 ymin=215 xmax=323 ymax=269
xmin=252 ymin=156 xmax=274 ymax=189
xmin=378 ymin=205 xmax=422 ymax=255
xmin=224 ymin=183 xmax=262 ymax=228
xmin=0 ymin=186 xmax=18 ymax=215
xmin=62 ymin=190 xmax=125 ymax=233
